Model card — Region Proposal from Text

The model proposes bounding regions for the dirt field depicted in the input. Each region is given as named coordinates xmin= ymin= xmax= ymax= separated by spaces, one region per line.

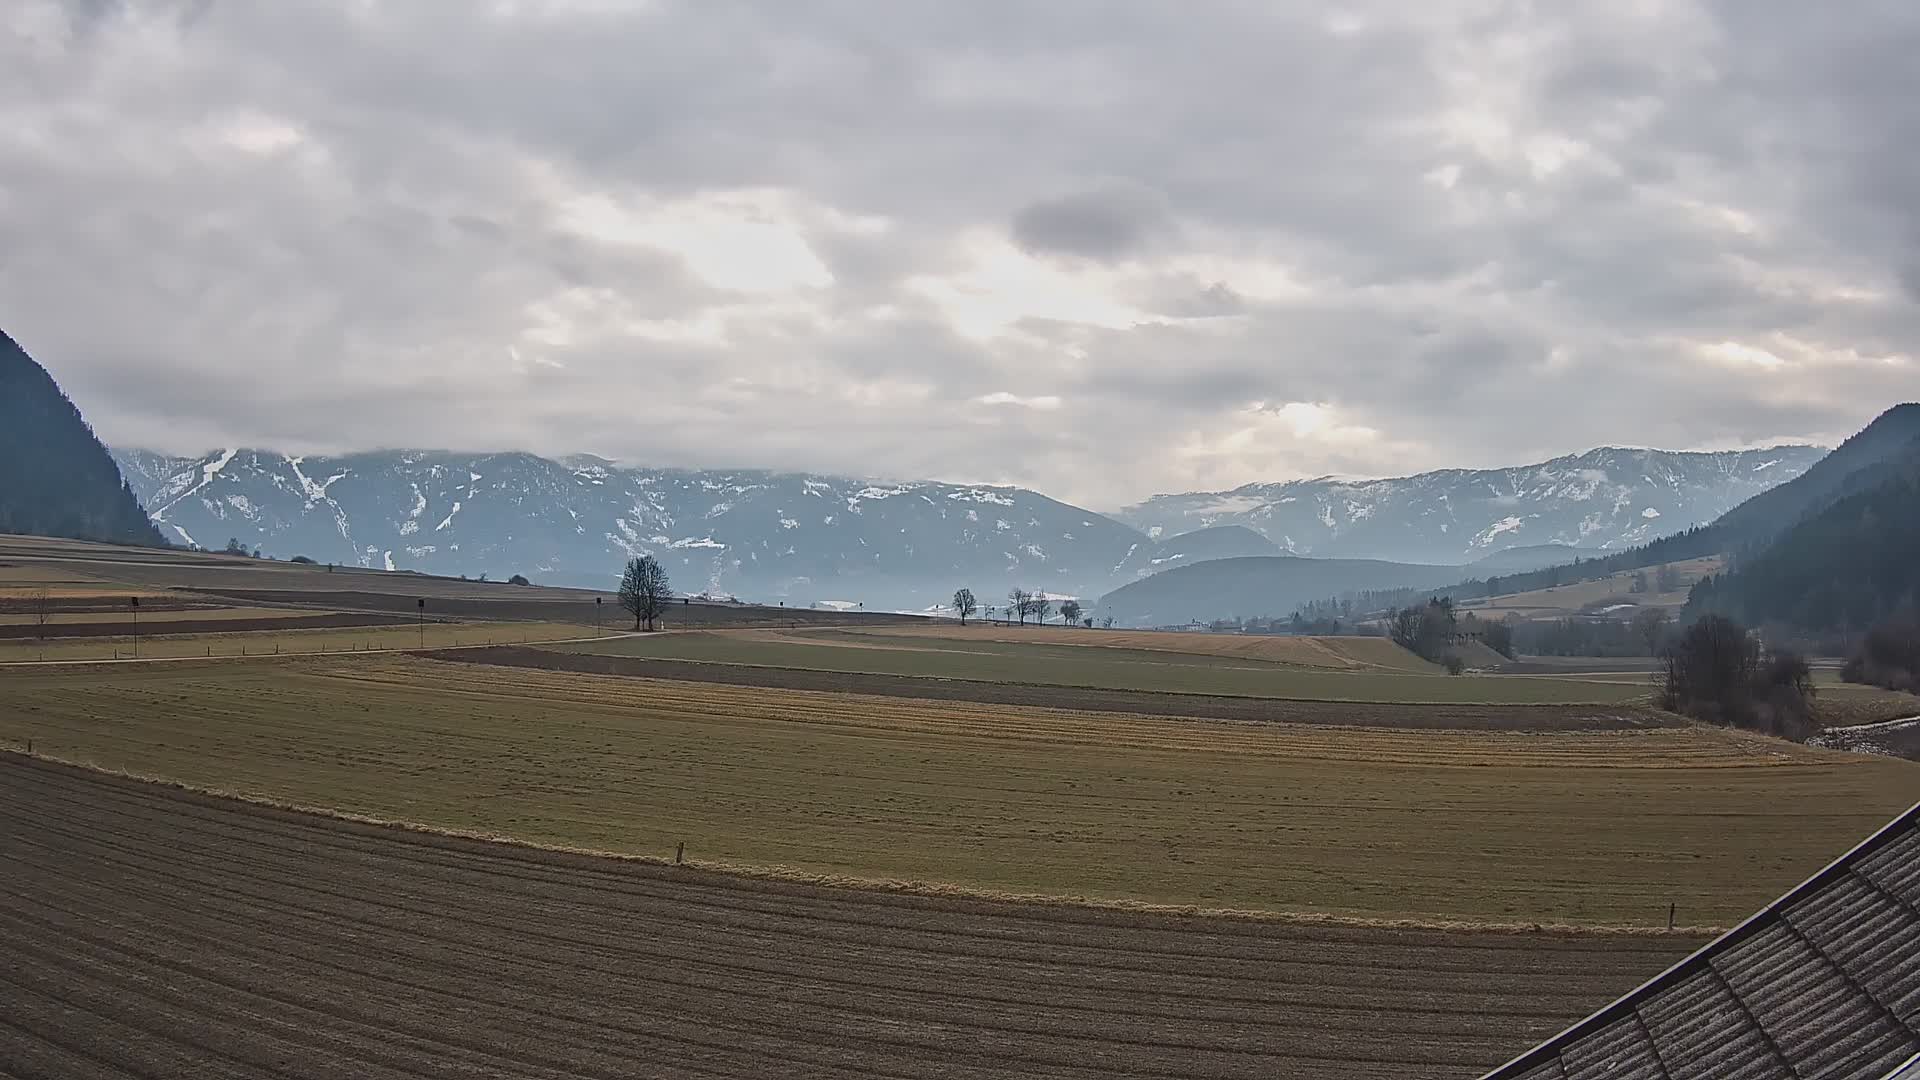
xmin=0 ymin=755 xmax=1708 ymax=1079
xmin=441 ymin=645 xmax=1674 ymax=730
xmin=0 ymin=610 xmax=411 ymax=640
xmin=841 ymin=624 xmax=1443 ymax=671
xmin=0 ymin=621 xmax=593 ymax=663
xmin=6 ymin=655 xmax=1914 ymax=926
xmin=0 ymin=535 xmax=923 ymax=631
xmin=544 ymin=630 xmax=1648 ymax=705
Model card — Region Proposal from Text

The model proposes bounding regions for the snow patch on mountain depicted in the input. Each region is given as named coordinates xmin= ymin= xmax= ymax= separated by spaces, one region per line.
xmin=1116 ymin=444 xmax=1824 ymax=565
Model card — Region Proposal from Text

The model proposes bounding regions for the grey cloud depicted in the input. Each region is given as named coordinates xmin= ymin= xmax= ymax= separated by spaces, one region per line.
xmin=1011 ymin=183 xmax=1172 ymax=261
xmin=1 ymin=0 xmax=1912 ymax=508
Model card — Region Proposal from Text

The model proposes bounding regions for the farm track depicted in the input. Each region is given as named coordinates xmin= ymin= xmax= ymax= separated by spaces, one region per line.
xmin=0 ymin=755 xmax=1700 ymax=1079
xmin=434 ymin=645 xmax=1674 ymax=730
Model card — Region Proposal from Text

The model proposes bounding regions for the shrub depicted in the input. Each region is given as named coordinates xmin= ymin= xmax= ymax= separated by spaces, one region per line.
xmin=508 ymin=574 xmax=531 ymax=586
xmin=1442 ymin=653 xmax=1465 ymax=675
xmin=1659 ymin=614 xmax=1816 ymax=740
xmin=289 ymin=555 xmax=316 ymax=565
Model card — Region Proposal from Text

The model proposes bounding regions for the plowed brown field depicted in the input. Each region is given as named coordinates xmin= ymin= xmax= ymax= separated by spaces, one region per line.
xmin=0 ymin=755 xmax=1702 ymax=1079
xmin=823 ymin=625 xmax=1442 ymax=671
xmin=7 ymin=656 xmax=1914 ymax=925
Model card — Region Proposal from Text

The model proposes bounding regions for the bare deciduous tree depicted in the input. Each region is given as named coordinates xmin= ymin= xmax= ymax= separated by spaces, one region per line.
xmin=952 ymin=588 xmax=977 ymax=626
xmin=1059 ymin=600 xmax=1082 ymax=626
xmin=1030 ymin=594 xmax=1053 ymax=625
xmin=29 ymin=587 xmax=52 ymax=639
xmin=1632 ymin=607 xmax=1671 ymax=655
xmin=619 ymin=556 xmax=672 ymax=631
xmin=1008 ymin=588 xmax=1031 ymax=626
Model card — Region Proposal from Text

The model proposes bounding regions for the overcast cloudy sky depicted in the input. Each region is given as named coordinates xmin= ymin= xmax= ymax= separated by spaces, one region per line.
xmin=5 ymin=1 xmax=1916 ymax=507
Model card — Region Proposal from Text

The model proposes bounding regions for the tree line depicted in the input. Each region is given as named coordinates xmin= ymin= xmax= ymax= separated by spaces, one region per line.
xmin=951 ymin=587 xmax=1092 ymax=627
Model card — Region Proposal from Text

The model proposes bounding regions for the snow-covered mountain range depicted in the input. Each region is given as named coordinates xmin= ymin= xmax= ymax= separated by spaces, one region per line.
xmin=111 ymin=449 xmax=1142 ymax=609
xmin=1113 ymin=446 xmax=1825 ymax=565
xmin=112 ymin=443 xmax=1824 ymax=609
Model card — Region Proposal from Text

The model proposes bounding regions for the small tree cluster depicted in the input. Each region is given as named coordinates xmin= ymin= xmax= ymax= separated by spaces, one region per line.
xmin=618 ymin=556 xmax=671 ymax=631
xmin=1389 ymin=597 xmax=1461 ymax=670
xmin=998 ymin=589 xmax=1084 ymax=626
xmin=1659 ymin=614 xmax=1815 ymax=739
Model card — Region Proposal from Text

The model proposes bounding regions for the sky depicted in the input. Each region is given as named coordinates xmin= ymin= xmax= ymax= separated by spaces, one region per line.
xmin=4 ymin=1 xmax=1917 ymax=509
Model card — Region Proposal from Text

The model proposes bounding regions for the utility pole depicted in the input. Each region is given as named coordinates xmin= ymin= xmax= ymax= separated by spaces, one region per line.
xmin=417 ymin=597 xmax=426 ymax=648
xmin=595 ymin=596 xmax=603 ymax=636
xmin=129 ymin=596 xmax=140 ymax=658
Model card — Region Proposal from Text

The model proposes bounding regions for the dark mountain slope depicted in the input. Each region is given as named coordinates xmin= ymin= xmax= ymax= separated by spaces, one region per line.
xmin=1689 ymin=440 xmax=1920 ymax=632
xmin=1432 ymin=404 xmax=1920 ymax=606
xmin=0 ymin=330 xmax=162 ymax=546
xmin=1708 ymin=403 xmax=1920 ymax=548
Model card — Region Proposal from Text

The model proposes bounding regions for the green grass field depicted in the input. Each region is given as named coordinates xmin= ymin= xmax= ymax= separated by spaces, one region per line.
xmin=544 ymin=628 xmax=1650 ymax=704
xmin=5 ymin=654 xmax=1912 ymax=926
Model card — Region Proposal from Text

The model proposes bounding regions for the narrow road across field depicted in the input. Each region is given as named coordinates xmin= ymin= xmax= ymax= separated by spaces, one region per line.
xmin=0 ymin=755 xmax=1701 ymax=1079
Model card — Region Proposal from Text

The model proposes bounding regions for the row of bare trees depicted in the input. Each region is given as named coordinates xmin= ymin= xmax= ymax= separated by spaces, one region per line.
xmin=951 ymin=587 xmax=1086 ymax=627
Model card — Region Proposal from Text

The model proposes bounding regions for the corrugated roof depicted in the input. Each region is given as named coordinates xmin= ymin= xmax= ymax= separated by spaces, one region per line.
xmin=1485 ymin=801 xmax=1920 ymax=1080
xmin=1883 ymin=1053 xmax=1920 ymax=1080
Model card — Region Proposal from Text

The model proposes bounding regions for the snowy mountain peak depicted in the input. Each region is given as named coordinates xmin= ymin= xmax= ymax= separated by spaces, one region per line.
xmin=1114 ymin=444 xmax=1825 ymax=565
xmin=112 ymin=448 xmax=1143 ymax=608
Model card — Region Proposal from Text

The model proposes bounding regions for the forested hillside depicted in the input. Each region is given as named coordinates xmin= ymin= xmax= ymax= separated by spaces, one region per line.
xmin=1689 ymin=448 xmax=1920 ymax=632
xmin=0 ymin=330 xmax=163 ymax=546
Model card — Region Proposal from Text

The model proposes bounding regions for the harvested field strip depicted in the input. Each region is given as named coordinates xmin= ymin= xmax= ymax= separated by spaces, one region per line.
xmin=4 ymin=657 xmax=1914 ymax=925
xmin=0 ymin=756 xmax=1702 ymax=1078
xmin=451 ymin=645 xmax=1671 ymax=730
xmin=544 ymin=632 xmax=1646 ymax=705
xmin=0 ymin=610 xmax=411 ymax=639
xmin=820 ymin=626 xmax=1441 ymax=672
xmin=0 ymin=621 xmax=587 ymax=663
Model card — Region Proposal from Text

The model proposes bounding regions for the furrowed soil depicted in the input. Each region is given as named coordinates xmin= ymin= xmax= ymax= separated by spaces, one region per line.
xmin=438 ymin=645 xmax=1673 ymax=730
xmin=543 ymin=630 xmax=1646 ymax=705
xmin=0 ymin=756 xmax=1706 ymax=1079
xmin=5 ymin=656 xmax=1914 ymax=926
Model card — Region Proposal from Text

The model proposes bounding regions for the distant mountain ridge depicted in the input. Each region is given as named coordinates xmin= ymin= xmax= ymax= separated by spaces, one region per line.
xmin=1097 ymin=555 xmax=1474 ymax=627
xmin=1115 ymin=445 xmax=1825 ymax=564
xmin=112 ymin=434 xmax=1832 ymax=610
xmin=1098 ymin=404 xmax=1918 ymax=629
xmin=112 ymin=448 xmax=1143 ymax=608
xmin=0 ymin=330 xmax=162 ymax=547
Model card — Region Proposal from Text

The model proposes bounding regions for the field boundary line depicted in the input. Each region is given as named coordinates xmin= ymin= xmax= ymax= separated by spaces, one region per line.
xmin=0 ymin=628 xmax=648 ymax=668
xmin=442 ymin=644 xmax=1661 ymax=711
xmin=0 ymin=750 xmax=1723 ymax=938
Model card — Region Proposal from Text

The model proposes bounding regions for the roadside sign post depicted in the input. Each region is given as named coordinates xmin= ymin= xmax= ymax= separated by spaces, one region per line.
xmin=129 ymin=596 xmax=140 ymax=658
xmin=417 ymin=598 xmax=425 ymax=648
xmin=595 ymin=596 xmax=603 ymax=636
